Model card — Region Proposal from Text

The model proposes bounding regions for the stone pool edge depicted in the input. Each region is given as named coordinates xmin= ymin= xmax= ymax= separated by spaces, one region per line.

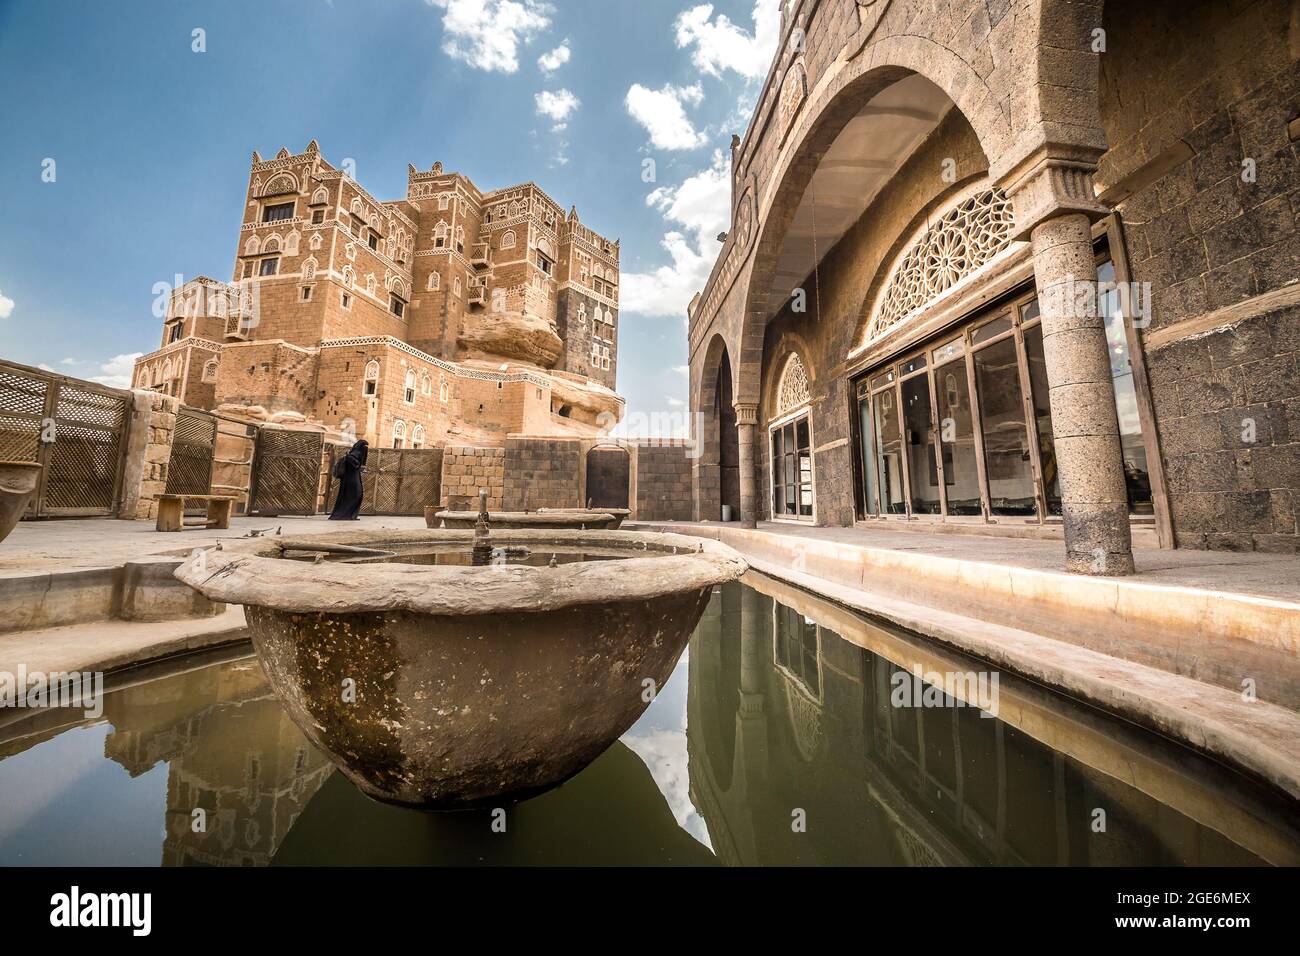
xmin=632 ymin=523 xmax=1300 ymax=802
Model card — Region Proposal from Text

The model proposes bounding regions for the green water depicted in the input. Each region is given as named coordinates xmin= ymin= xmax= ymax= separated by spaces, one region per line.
xmin=0 ymin=577 xmax=1294 ymax=866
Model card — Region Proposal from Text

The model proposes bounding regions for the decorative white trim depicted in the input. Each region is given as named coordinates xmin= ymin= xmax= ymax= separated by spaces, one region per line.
xmin=865 ymin=184 xmax=1018 ymax=345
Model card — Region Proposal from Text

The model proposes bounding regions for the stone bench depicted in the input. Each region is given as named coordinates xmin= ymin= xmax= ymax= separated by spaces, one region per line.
xmin=155 ymin=494 xmax=236 ymax=532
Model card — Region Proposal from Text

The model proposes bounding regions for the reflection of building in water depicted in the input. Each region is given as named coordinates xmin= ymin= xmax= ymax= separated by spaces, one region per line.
xmin=686 ymin=581 xmax=1264 ymax=866
xmin=101 ymin=657 xmax=333 ymax=866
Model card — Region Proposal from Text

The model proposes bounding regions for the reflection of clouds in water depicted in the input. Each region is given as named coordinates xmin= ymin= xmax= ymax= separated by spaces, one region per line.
xmin=622 ymin=650 xmax=713 ymax=851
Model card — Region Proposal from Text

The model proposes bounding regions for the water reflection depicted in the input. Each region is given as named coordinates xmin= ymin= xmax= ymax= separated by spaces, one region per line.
xmin=0 ymin=579 xmax=1295 ymax=866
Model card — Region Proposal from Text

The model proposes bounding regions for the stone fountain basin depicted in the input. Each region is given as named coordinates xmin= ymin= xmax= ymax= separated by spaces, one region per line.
xmin=174 ymin=528 xmax=747 ymax=809
xmin=433 ymin=510 xmax=617 ymax=530
xmin=0 ymin=461 xmax=43 ymax=545
xmin=537 ymin=507 xmax=631 ymax=529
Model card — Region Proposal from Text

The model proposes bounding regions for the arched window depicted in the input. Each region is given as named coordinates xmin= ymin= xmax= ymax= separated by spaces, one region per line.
xmin=426 ymin=271 xmax=440 ymax=291
xmin=263 ymin=235 xmax=281 ymax=253
xmin=501 ymin=230 xmax=516 ymax=249
xmin=202 ymin=359 xmax=218 ymax=383
xmin=244 ymin=235 xmax=260 ymax=256
xmin=311 ymin=187 xmax=328 ymax=205
xmin=363 ymin=359 xmax=379 ymax=396
xmin=261 ymin=172 xmax=298 ymax=196
xmin=392 ymin=419 xmax=406 ymax=448
xmin=438 ymin=194 xmax=450 ymax=211
xmin=285 ymin=231 xmax=300 ymax=255
xmin=302 ymin=257 xmax=317 ymax=280
xmin=438 ymin=374 xmax=449 ymax=403
xmin=404 ymin=370 xmax=417 ymax=404
xmin=366 ymin=274 xmax=377 ymax=295
xmin=420 ymin=371 xmax=432 ymax=396
xmin=453 ymin=276 xmax=461 ymax=297
xmin=342 ymin=266 xmax=355 ymax=288
xmin=434 ymin=222 xmax=448 ymax=248
xmin=776 ymin=352 xmax=810 ymax=415
xmin=350 ymin=198 xmax=363 ymax=216
xmin=411 ymin=424 xmax=425 ymax=449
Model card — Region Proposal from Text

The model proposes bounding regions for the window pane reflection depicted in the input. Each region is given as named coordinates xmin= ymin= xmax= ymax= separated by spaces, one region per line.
xmin=1098 ymin=261 xmax=1153 ymax=514
xmin=902 ymin=375 xmax=940 ymax=514
xmin=973 ymin=337 xmax=1037 ymax=516
xmin=936 ymin=359 xmax=981 ymax=515
xmin=872 ymin=389 xmax=907 ymax=514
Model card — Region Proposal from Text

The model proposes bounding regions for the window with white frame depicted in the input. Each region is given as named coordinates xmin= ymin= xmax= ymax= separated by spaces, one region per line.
xmin=363 ymin=359 xmax=379 ymax=395
xmin=420 ymin=370 xmax=432 ymax=396
xmin=404 ymin=370 xmax=417 ymax=404
xmin=392 ymin=419 xmax=406 ymax=449
xmin=412 ymin=424 xmax=425 ymax=448
xmin=438 ymin=375 xmax=449 ymax=403
xmin=427 ymin=271 xmax=440 ymax=291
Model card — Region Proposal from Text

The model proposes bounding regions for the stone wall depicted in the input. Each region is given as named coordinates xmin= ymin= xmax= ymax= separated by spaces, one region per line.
xmin=1099 ymin=0 xmax=1300 ymax=552
xmin=502 ymin=437 xmax=581 ymax=510
xmin=440 ymin=445 xmax=504 ymax=510
xmin=119 ymin=390 xmax=181 ymax=521
xmin=634 ymin=442 xmax=694 ymax=521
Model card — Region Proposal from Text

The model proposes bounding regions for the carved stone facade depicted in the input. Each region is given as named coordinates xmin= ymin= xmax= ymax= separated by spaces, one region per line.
xmin=133 ymin=144 xmax=623 ymax=448
xmin=690 ymin=0 xmax=1300 ymax=559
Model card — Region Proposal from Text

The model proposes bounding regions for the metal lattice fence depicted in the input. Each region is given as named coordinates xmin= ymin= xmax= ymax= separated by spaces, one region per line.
xmin=0 ymin=361 xmax=130 ymax=517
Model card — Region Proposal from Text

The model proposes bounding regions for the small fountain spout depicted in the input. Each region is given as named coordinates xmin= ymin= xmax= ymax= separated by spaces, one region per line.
xmin=471 ymin=488 xmax=493 ymax=566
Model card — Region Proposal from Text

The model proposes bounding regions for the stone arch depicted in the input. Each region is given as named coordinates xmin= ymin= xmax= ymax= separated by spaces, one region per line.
xmin=734 ymin=50 xmax=1015 ymax=405
xmin=761 ymin=330 xmax=817 ymax=423
xmin=260 ymin=171 xmax=298 ymax=197
xmin=694 ymin=332 xmax=740 ymax=522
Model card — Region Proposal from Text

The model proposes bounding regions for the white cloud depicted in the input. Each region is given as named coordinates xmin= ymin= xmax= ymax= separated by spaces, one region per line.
xmin=625 ymin=82 xmax=707 ymax=151
xmin=534 ymin=88 xmax=579 ymax=124
xmin=672 ymin=365 xmax=689 ymax=375
xmin=675 ymin=1 xmax=781 ymax=80
xmin=0 ymin=288 xmax=13 ymax=319
xmin=537 ymin=41 xmax=570 ymax=75
xmin=427 ymin=0 xmax=552 ymax=74
xmin=621 ymin=150 xmax=732 ymax=318
xmin=60 ymin=357 xmax=77 ymax=365
xmin=89 ymin=353 xmax=142 ymax=389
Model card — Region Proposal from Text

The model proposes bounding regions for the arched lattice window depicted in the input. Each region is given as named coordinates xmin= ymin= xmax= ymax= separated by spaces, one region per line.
xmin=392 ymin=419 xmax=407 ymax=448
xmin=403 ymin=370 xmax=417 ymax=404
xmin=438 ymin=374 xmax=449 ymax=403
xmin=411 ymin=424 xmax=425 ymax=448
xmin=420 ymin=370 xmax=432 ymax=396
xmin=776 ymin=352 xmax=810 ymax=415
xmin=363 ymin=359 xmax=379 ymax=396
xmin=501 ymin=230 xmax=516 ymax=249
xmin=427 ymin=271 xmax=440 ymax=291
xmin=867 ymin=186 xmax=1015 ymax=342
xmin=244 ymin=235 xmax=261 ymax=255
xmin=202 ymin=359 xmax=218 ymax=383
xmin=311 ymin=187 xmax=328 ymax=205
xmin=302 ymin=257 xmax=317 ymax=280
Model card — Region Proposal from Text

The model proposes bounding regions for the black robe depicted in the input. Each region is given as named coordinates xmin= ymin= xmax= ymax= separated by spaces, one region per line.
xmin=328 ymin=441 xmax=368 ymax=520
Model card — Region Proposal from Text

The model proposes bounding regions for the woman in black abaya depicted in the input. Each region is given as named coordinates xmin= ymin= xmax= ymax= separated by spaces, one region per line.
xmin=328 ymin=439 xmax=368 ymax=520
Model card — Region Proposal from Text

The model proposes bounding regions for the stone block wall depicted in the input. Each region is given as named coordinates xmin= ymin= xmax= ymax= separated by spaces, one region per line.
xmin=1100 ymin=0 xmax=1300 ymax=552
xmin=440 ymin=445 xmax=504 ymax=510
xmin=634 ymin=442 xmax=694 ymax=521
xmin=120 ymin=390 xmax=181 ymax=520
xmin=502 ymin=437 xmax=581 ymax=511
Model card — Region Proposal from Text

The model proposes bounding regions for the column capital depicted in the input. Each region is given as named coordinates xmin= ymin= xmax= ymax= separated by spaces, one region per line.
xmin=733 ymin=402 xmax=759 ymax=426
xmin=1001 ymin=145 xmax=1109 ymax=242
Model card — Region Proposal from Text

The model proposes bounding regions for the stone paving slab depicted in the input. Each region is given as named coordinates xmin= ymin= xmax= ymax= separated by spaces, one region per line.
xmin=0 ymin=515 xmax=430 ymax=574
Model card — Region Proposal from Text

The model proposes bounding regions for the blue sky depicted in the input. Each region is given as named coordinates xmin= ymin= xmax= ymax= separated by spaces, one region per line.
xmin=0 ymin=0 xmax=779 ymax=432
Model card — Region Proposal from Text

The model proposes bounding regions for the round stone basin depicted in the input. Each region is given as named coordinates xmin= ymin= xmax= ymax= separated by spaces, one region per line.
xmin=174 ymin=528 xmax=746 ymax=809
xmin=0 ymin=461 xmax=42 ymax=545
xmin=537 ymin=507 xmax=631 ymax=529
xmin=433 ymin=510 xmax=617 ymax=530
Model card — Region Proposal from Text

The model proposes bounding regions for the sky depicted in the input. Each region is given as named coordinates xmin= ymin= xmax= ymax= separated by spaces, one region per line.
xmin=0 ymin=0 xmax=781 ymax=435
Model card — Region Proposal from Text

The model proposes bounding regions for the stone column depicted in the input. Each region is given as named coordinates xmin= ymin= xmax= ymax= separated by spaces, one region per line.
xmin=1007 ymin=152 xmax=1134 ymax=575
xmin=735 ymin=402 xmax=758 ymax=528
